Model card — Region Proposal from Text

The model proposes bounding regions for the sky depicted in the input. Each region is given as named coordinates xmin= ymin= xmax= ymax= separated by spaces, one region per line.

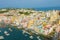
xmin=0 ymin=0 xmax=60 ymax=8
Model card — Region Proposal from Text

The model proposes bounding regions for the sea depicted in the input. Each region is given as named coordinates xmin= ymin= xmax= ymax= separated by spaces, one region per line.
xmin=34 ymin=7 xmax=60 ymax=11
xmin=0 ymin=7 xmax=60 ymax=40
xmin=0 ymin=25 xmax=47 ymax=40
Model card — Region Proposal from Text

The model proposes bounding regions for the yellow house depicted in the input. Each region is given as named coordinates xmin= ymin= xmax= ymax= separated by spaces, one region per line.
xmin=59 ymin=20 xmax=60 ymax=25
xmin=27 ymin=20 xmax=34 ymax=28
xmin=11 ymin=16 xmax=17 ymax=23
xmin=50 ymin=13 xmax=58 ymax=22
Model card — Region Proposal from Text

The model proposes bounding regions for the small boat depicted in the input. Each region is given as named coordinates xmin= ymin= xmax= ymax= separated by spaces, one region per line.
xmin=0 ymin=36 xmax=4 ymax=39
xmin=4 ymin=31 xmax=10 ymax=36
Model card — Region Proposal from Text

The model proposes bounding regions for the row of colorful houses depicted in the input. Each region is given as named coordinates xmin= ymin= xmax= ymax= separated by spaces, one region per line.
xmin=0 ymin=9 xmax=60 ymax=35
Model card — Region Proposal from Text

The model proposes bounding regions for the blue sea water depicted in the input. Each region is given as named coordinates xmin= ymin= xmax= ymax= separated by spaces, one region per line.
xmin=0 ymin=27 xmax=47 ymax=40
xmin=0 ymin=7 xmax=60 ymax=11
xmin=0 ymin=23 xmax=47 ymax=40
xmin=0 ymin=22 xmax=52 ymax=40
xmin=34 ymin=7 xmax=60 ymax=11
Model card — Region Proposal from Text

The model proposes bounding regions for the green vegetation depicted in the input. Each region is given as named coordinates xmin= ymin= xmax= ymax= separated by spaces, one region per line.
xmin=0 ymin=10 xmax=9 ymax=13
xmin=19 ymin=12 xmax=31 ymax=15
xmin=24 ymin=12 xmax=30 ymax=15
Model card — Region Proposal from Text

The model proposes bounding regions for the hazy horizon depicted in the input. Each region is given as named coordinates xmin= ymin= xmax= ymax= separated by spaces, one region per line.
xmin=0 ymin=0 xmax=60 ymax=8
